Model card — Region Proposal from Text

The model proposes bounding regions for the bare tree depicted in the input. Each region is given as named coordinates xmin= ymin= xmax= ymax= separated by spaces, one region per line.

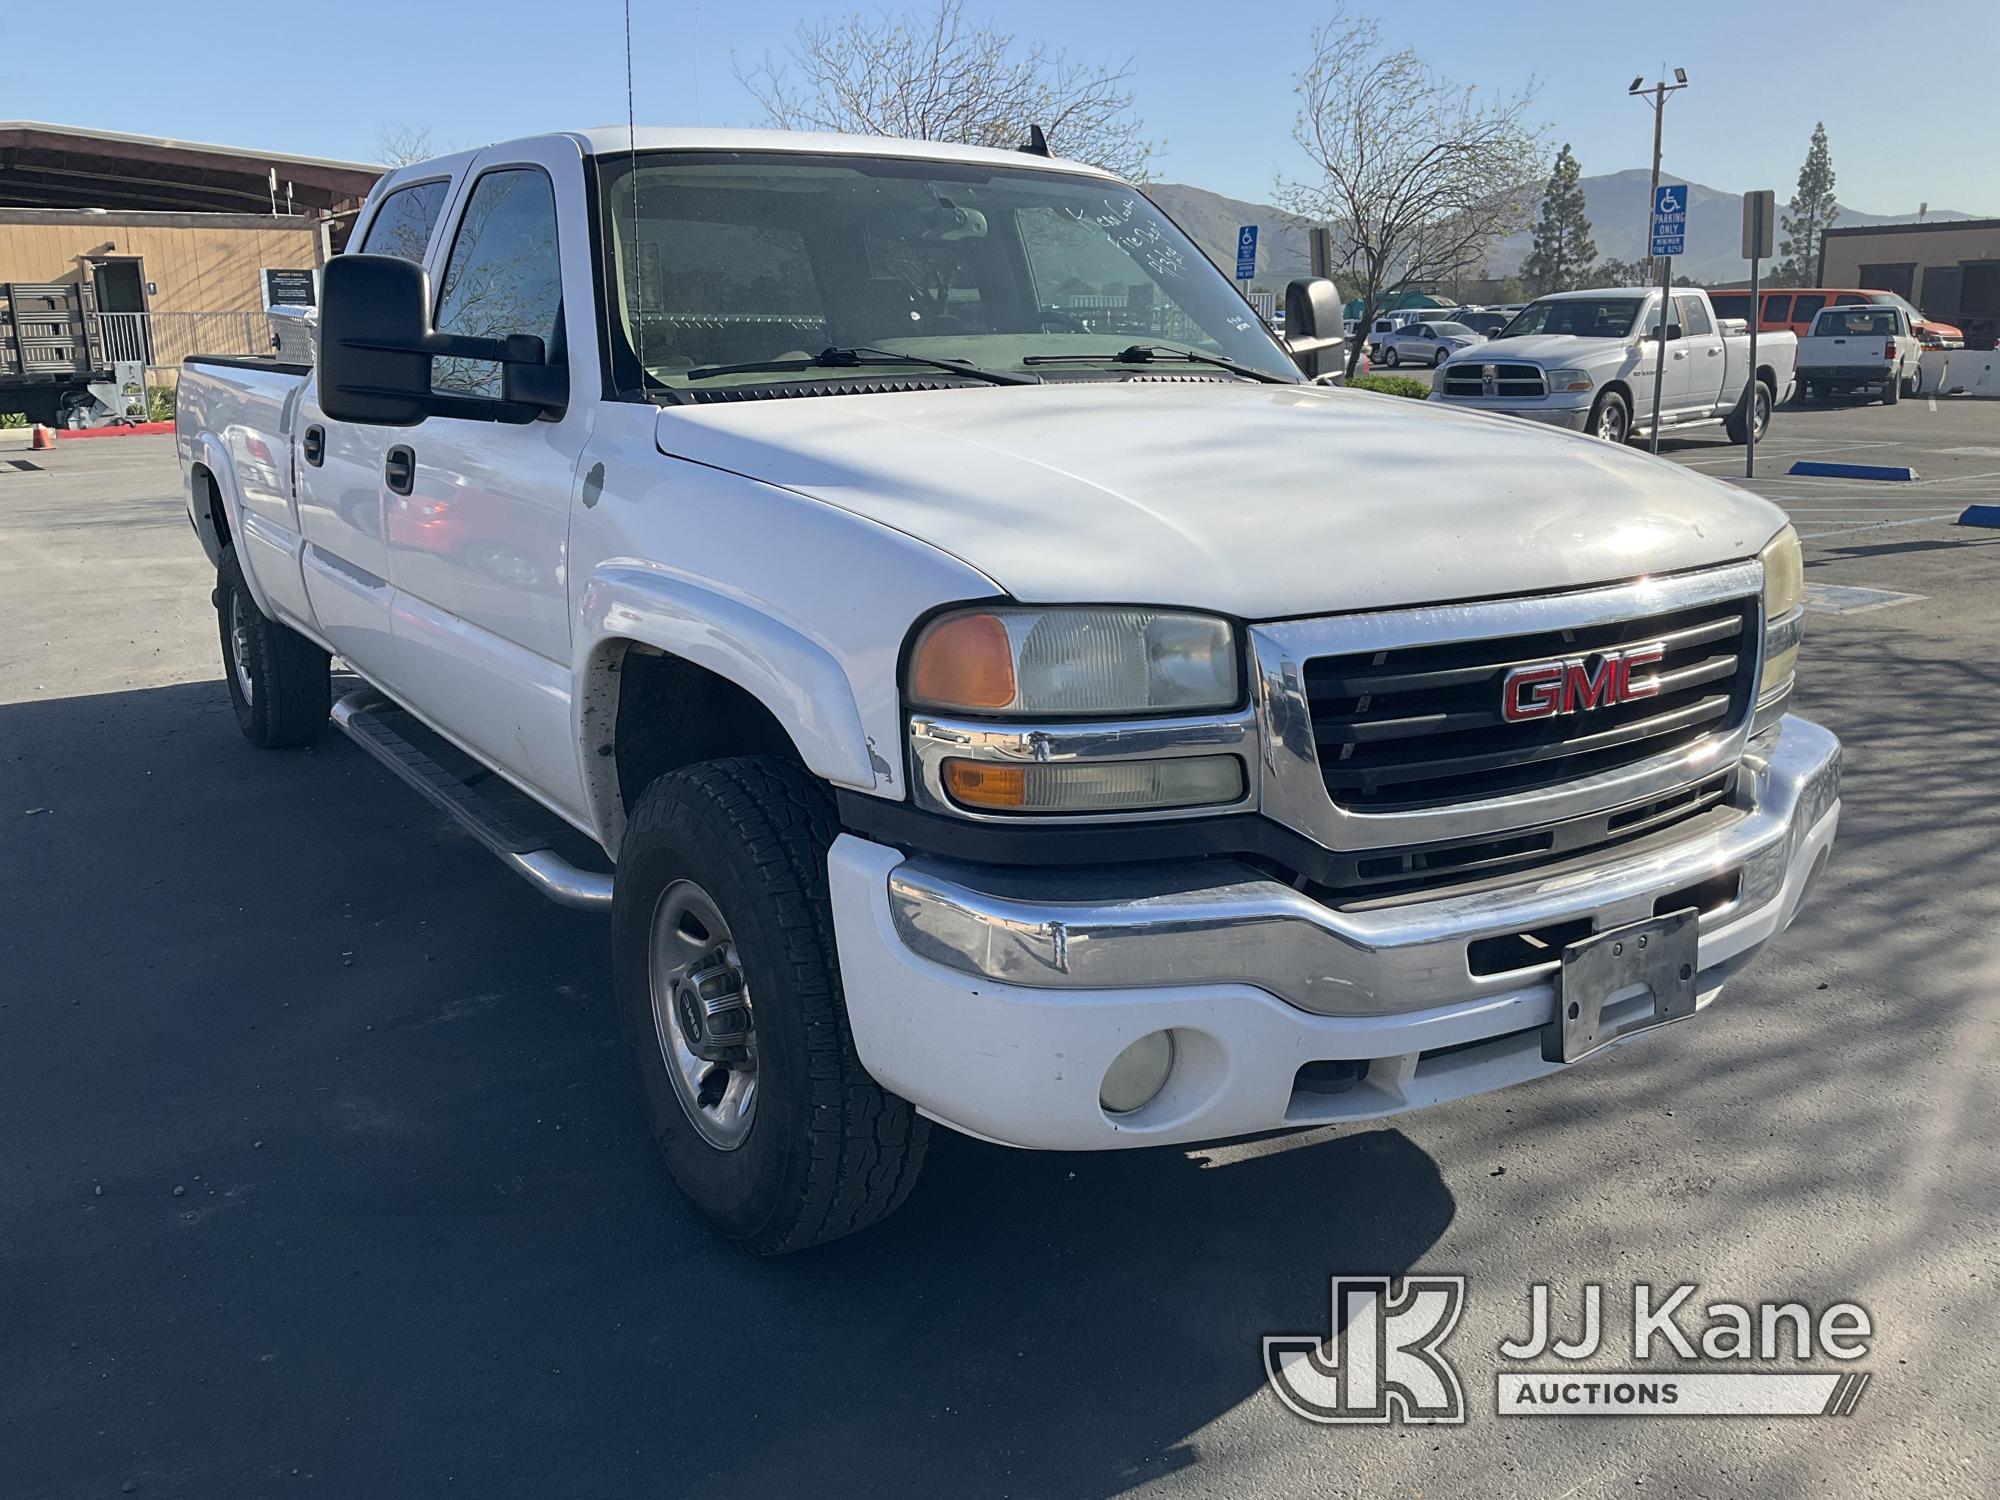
xmin=373 ymin=124 xmax=438 ymax=168
xmin=736 ymin=0 xmax=1155 ymax=181
xmin=1277 ymin=6 xmax=1543 ymax=374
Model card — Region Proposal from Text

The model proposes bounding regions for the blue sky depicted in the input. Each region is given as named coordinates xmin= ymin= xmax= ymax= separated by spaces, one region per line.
xmin=3 ymin=0 xmax=1993 ymax=213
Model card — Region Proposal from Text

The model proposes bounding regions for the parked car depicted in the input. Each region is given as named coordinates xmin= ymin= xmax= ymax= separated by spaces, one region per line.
xmin=176 ymin=131 xmax=1838 ymax=1253
xmin=1435 ymin=286 xmax=1796 ymax=445
xmin=1795 ymin=303 xmax=1922 ymax=403
xmin=1377 ymin=319 xmax=1485 ymax=367
xmin=1706 ymin=286 xmax=1963 ymax=349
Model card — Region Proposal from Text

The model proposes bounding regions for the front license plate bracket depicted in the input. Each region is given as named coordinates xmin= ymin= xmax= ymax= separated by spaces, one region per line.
xmin=1543 ymin=909 xmax=1699 ymax=1064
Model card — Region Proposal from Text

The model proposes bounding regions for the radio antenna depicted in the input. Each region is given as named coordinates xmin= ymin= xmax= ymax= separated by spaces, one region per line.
xmin=624 ymin=0 xmax=646 ymax=383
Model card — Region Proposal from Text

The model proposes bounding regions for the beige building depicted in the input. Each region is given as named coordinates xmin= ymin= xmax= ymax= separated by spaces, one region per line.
xmin=1 ymin=122 xmax=381 ymax=417
xmin=1819 ymin=218 xmax=2000 ymax=347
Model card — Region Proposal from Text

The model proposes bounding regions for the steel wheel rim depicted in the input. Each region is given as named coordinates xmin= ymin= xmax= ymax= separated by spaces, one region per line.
xmin=228 ymin=591 xmax=255 ymax=704
xmin=648 ymin=879 xmax=757 ymax=1151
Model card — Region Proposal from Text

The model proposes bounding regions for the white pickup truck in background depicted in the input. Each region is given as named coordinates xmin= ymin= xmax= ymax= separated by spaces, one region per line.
xmin=1431 ymin=287 xmax=1797 ymax=446
xmin=1796 ymin=303 xmax=1922 ymax=404
xmin=175 ymin=129 xmax=1840 ymax=1253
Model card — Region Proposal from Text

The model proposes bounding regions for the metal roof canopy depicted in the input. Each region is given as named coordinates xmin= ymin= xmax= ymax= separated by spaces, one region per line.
xmin=0 ymin=122 xmax=383 ymax=215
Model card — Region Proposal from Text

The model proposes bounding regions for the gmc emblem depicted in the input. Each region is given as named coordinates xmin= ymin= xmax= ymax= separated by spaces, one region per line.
xmin=1501 ymin=642 xmax=1666 ymax=722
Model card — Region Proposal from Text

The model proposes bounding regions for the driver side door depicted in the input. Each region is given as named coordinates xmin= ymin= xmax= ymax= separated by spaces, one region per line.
xmin=377 ymin=143 xmax=598 ymax=821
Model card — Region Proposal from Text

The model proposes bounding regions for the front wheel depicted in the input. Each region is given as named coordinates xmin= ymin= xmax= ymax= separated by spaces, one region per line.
xmin=214 ymin=547 xmax=329 ymax=747
xmin=1432 ymin=347 xmax=1449 ymax=367
xmin=1587 ymin=389 xmax=1631 ymax=444
xmin=1381 ymin=346 xmax=1400 ymax=368
xmin=612 ymin=756 xmax=928 ymax=1254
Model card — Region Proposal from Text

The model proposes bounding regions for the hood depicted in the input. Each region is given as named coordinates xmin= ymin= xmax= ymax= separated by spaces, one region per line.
xmin=654 ymin=381 xmax=1784 ymax=620
xmin=1466 ymin=333 xmax=1627 ymax=366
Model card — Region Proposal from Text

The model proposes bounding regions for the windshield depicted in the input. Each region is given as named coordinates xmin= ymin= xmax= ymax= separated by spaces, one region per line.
xmin=593 ymin=151 xmax=1300 ymax=394
xmin=1495 ymin=298 xmax=1645 ymax=340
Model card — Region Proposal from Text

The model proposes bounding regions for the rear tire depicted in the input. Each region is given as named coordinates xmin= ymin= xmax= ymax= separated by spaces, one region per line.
xmin=612 ymin=756 xmax=928 ymax=1254
xmin=1882 ymin=374 xmax=1900 ymax=405
xmin=214 ymin=547 xmax=329 ymax=748
xmin=1724 ymin=379 xmax=1772 ymax=445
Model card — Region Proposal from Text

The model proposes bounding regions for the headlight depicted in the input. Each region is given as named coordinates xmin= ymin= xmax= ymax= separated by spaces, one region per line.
xmin=1759 ymin=525 xmax=1804 ymax=695
xmin=907 ymin=606 xmax=1239 ymax=717
xmin=1547 ymin=368 xmax=1594 ymax=393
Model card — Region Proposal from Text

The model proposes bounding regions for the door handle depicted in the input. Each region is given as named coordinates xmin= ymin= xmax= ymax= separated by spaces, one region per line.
xmin=1707 ymin=347 xmax=1721 ymax=356
xmin=302 ymin=425 xmax=325 ymax=466
xmin=384 ymin=445 xmax=415 ymax=496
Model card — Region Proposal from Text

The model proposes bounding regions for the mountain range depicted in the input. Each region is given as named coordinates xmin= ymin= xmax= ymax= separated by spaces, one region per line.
xmin=1146 ymin=170 xmax=1981 ymax=288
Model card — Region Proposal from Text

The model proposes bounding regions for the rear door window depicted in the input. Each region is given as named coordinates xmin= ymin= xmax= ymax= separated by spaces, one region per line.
xmin=1790 ymin=293 xmax=1826 ymax=325
xmin=1675 ymin=295 xmax=1713 ymax=336
xmin=358 ymin=179 xmax=450 ymax=263
xmin=1761 ymin=294 xmax=1792 ymax=324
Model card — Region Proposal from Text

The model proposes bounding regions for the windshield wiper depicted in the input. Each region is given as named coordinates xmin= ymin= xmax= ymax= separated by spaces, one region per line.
xmin=683 ymin=345 xmax=1035 ymax=386
xmin=1020 ymin=343 xmax=1291 ymax=384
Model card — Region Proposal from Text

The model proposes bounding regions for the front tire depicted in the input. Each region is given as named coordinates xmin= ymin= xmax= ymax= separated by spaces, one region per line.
xmin=214 ymin=547 xmax=329 ymax=747
xmin=1382 ymin=346 xmax=1400 ymax=368
xmin=1587 ymin=389 xmax=1630 ymax=444
xmin=1432 ymin=347 xmax=1449 ymax=367
xmin=612 ymin=756 xmax=928 ymax=1254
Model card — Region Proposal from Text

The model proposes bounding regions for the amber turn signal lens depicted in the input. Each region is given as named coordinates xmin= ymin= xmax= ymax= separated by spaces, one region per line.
xmin=908 ymin=612 xmax=1018 ymax=711
xmin=942 ymin=760 xmax=1027 ymax=808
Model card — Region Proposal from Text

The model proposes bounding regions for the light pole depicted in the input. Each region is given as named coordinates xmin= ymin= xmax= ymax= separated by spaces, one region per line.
xmin=1629 ymin=69 xmax=1689 ymax=283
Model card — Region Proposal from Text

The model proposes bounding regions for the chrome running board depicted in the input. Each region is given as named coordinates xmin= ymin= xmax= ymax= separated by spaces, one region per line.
xmin=330 ymin=689 xmax=613 ymax=911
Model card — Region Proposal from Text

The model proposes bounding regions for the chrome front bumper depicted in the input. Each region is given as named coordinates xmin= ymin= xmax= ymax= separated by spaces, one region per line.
xmin=829 ymin=716 xmax=1839 ymax=1150
xmin=1430 ymin=397 xmax=1592 ymax=431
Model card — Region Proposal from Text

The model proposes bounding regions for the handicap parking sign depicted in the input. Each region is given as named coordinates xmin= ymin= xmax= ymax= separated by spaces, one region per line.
xmin=1650 ymin=184 xmax=1687 ymax=259
xmin=1236 ymin=224 xmax=1259 ymax=281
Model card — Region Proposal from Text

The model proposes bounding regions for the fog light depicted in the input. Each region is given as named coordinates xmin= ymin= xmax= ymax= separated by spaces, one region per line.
xmin=1100 ymin=1030 xmax=1176 ymax=1115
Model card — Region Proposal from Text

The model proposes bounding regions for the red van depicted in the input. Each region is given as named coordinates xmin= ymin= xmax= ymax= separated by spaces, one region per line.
xmin=1707 ymin=287 xmax=1964 ymax=349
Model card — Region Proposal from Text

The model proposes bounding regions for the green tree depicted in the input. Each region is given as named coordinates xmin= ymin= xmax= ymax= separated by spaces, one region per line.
xmin=1522 ymin=143 xmax=1597 ymax=294
xmin=1778 ymin=122 xmax=1839 ymax=283
xmin=1593 ymin=256 xmax=1649 ymax=286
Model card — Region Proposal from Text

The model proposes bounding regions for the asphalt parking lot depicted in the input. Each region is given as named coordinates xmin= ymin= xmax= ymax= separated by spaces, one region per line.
xmin=5 ymin=399 xmax=1999 ymax=1499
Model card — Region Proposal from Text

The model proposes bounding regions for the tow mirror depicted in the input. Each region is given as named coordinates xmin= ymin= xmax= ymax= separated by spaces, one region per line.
xmin=318 ymin=254 xmax=567 ymax=427
xmin=1283 ymin=277 xmax=1345 ymax=378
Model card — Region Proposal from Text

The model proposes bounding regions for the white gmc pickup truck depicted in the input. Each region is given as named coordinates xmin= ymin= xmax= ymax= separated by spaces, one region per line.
xmin=1431 ymin=287 xmax=1797 ymax=446
xmin=177 ymin=129 xmax=1840 ymax=1253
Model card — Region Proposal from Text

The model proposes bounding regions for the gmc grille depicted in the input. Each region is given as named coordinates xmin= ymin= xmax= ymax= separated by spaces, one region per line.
xmin=1441 ymin=362 xmax=1546 ymax=398
xmin=1303 ymin=595 xmax=1759 ymax=812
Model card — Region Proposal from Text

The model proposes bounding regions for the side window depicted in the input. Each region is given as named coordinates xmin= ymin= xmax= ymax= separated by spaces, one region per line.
xmin=1676 ymin=295 xmax=1712 ymax=336
xmin=1761 ymin=294 xmax=1792 ymax=324
xmin=1790 ymin=294 xmax=1826 ymax=325
xmin=1833 ymin=292 xmax=1867 ymax=305
xmin=357 ymin=180 xmax=449 ymax=263
xmin=431 ymin=169 xmax=563 ymax=399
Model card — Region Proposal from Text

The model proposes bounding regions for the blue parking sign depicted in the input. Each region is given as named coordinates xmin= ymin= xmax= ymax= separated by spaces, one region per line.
xmin=1650 ymin=184 xmax=1687 ymax=259
xmin=1235 ymin=224 xmax=1258 ymax=281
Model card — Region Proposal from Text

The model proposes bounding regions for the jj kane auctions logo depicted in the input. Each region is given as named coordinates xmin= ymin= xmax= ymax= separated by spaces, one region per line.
xmin=1265 ymin=1277 xmax=1874 ymax=1424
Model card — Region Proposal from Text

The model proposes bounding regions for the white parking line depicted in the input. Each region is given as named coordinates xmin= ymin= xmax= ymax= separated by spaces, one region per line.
xmin=1796 ymin=513 xmax=1960 ymax=541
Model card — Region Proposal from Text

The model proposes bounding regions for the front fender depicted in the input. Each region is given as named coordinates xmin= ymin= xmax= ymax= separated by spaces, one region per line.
xmin=576 ymin=563 xmax=890 ymax=843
